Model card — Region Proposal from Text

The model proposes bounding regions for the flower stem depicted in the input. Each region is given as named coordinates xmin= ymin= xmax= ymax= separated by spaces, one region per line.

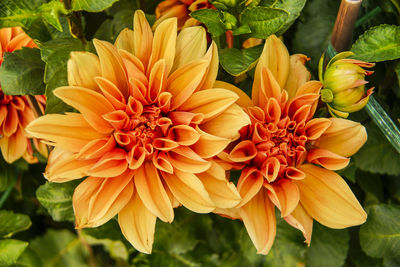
xmin=0 ymin=168 xmax=19 ymax=209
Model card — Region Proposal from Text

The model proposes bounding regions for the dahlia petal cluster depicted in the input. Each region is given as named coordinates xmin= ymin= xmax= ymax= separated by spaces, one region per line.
xmin=27 ymin=11 xmax=249 ymax=253
xmin=0 ymin=27 xmax=47 ymax=163
xmin=215 ymin=35 xmax=367 ymax=254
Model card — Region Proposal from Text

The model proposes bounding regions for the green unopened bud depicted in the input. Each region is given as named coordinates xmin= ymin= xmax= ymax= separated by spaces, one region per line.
xmin=319 ymin=51 xmax=375 ymax=118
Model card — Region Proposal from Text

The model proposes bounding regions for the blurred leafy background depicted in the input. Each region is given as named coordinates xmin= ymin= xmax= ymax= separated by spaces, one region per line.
xmin=0 ymin=0 xmax=400 ymax=266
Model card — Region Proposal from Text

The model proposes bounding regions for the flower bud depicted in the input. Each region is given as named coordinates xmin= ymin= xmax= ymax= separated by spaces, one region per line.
xmin=319 ymin=51 xmax=375 ymax=118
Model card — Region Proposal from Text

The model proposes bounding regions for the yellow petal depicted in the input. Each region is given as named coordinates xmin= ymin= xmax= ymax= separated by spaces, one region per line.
xmin=296 ymin=164 xmax=367 ymax=228
xmin=179 ymin=88 xmax=239 ymax=121
xmin=67 ymin=52 xmax=101 ymax=91
xmin=167 ymin=125 xmax=200 ymax=146
xmin=285 ymin=54 xmax=311 ymax=99
xmin=191 ymin=126 xmax=231 ymax=158
xmin=148 ymin=17 xmax=177 ymax=76
xmin=54 ymin=86 xmax=114 ymax=134
xmin=0 ymin=127 xmax=27 ymax=163
xmin=133 ymin=10 xmax=153 ymax=71
xmin=167 ymin=146 xmax=211 ymax=173
xmin=173 ymin=26 xmax=207 ymax=70
xmin=115 ymin=28 xmax=135 ymax=54
xmin=314 ymin=118 xmax=367 ymax=157
xmin=162 ymin=169 xmax=215 ymax=213
xmin=238 ymin=188 xmax=276 ymax=254
xmin=86 ymin=149 xmax=128 ymax=177
xmin=284 ymin=203 xmax=313 ymax=245
xmin=307 ymin=148 xmax=350 ymax=170
xmin=237 ymin=168 xmax=263 ymax=207
xmin=134 ymin=162 xmax=174 ymax=222
xmin=213 ymin=81 xmax=253 ymax=108
xmin=264 ymin=179 xmax=300 ymax=217
xmin=199 ymin=41 xmax=219 ymax=90
xmin=118 ymin=190 xmax=157 ymax=254
xmin=26 ymin=113 xmax=105 ymax=152
xmin=93 ymin=39 xmax=129 ymax=98
xmin=200 ymin=104 xmax=250 ymax=140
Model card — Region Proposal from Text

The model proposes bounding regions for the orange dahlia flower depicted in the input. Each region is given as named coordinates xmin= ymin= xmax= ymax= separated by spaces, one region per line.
xmin=27 ymin=11 xmax=249 ymax=253
xmin=217 ymin=35 xmax=367 ymax=254
xmin=154 ymin=0 xmax=213 ymax=30
xmin=0 ymin=27 xmax=47 ymax=163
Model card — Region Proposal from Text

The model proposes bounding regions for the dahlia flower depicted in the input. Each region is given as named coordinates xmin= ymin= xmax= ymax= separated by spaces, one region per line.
xmin=217 ymin=35 xmax=367 ymax=254
xmin=0 ymin=27 xmax=47 ymax=163
xmin=27 ymin=11 xmax=249 ymax=253
xmin=154 ymin=0 xmax=213 ymax=30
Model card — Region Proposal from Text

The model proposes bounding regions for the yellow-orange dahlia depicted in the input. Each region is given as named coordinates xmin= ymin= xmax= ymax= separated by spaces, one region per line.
xmin=27 ymin=11 xmax=249 ymax=253
xmin=217 ymin=35 xmax=367 ymax=254
xmin=154 ymin=0 xmax=213 ymax=30
xmin=0 ymin=27 xmax=47 ymax=163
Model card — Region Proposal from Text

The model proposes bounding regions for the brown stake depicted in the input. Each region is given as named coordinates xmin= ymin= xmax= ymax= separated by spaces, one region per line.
xmin=331 ymin=0 xmax=363 ymax=52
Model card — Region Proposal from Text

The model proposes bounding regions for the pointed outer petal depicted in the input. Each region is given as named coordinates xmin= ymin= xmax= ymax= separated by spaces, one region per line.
xmin=199 ymin=41 xmax=219 ymax=90
xmin=115 ymin=28 xmax=135 ymax=54
xmin=119 ymin=50 xmax=147 ymax=85
xmin=154 ymin=3 xmax=188 ymax=30
xmin=2 ymin=106 xmax=18 ymax=137
xmin=45 ymin=148 xmax=97 ymax=182
xmin=162 ymin=169 xmax=215 ymax=213
xmin=285 ymin=166 xmax=306 ymax=180
xmin=162 ymin=177 xmax=181 ymax=208
xmin=238 ymin=188 xmax=276 ymax=255
xmin=167 ymin=125 xmax=200 ymax=146
xmin=54 ymin=86 xmax=115 ymax=134
xmin=135 ymin=162 xmax=174 ymax=222
xmin=74 ymin=170 xmax=134 ymax=228
xmin=133 ymin=10 xmax=153 ymax=72
xmin=286 ymin=93 xmax=320 ymax=121
xmin=95 ymin=77 xmax=127 ymax=110
xmin=179 ymin=88 xmax=239 ymax=121
xmin=6 ymin=31 xmax=31 ymax=51
xmin=252 ymin=35 xmax=289 ymax=106
xmin=335 ymin=88 xmax=373 ymax=113
xmin=261 ymin=157 xmax=280 ymax=182
xmin=190 ymin=126 xmax=231 ymax=158
xmin=147 ymin=59 xmax=166 ymax=102
xmin=264 ymin=179 xmax=300 ymax=217
xmin=307 ymin=148 xmax=350 ymax=171
xmin=153 ymin=152 xmax=174 ymax=173
xmin=166 ymin=60 xmax=208 ymax=110
xmin=229 ymin=140 xmax=257 ymax=162
xmin=213 ymin=81 xmax=253 ymax=108
xmin=67 ymin=52 xmax=101 ymax=91
xmin=327 ymin=105 xmax=349 ymax=118
xmin=152 ymin=138 xmax=179 ymax=151
xmin=167 ymin=146 xmax=211 ymax=173
xmin=33 ymin=138 xmax=49 ymax=158
xmin=118 ymin=190 xmax=157 ymax=254
xmin=173 ymin=26 xmax=207 ymax=70
xmin=285 ymin=54 xmax=311 ymax=100
xmin=305 ymin=118 xmax=332 ymax=140
xmin=26 ymin=113 xmax=105 ymax=152
xmin=76 ymin=137 xmax=116 ymax=160
xmin=86 ymin=149 xmax=128 ymax=178
xmin=296 ymin=164 xmax=367 ymax=228
xmin=148 ymin=17 xmax=177 ymax=76
xmin=314 ymin=118 xmax=367 ymax=157
xmin=200 ymin=104 xmax=251 ymax=140
xmin=197 ymin=169 xmax=241 ymax=209
xmin=284 ymin=203 xmax=313 ymax=245
xmin=93 ymin=39 xmax=129 ymax=98
xmin=169 ymin=111 xmax=204 ymax=126
xmin=236 ymin=168 xmax=264 ymax=208
xmin=253 ymin=67 xmax=282 ymax=107
xmin=0 ymin=106 xmax=7 ymax=126
xmin=295 ymin=81 xmax=323 ymax=117
xmin=0 ymin=128 xmax=27 ymax=163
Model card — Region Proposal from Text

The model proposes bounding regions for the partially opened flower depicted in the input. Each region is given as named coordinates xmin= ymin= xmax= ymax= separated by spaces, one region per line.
xmin=0 ymin=27 xmax=47 ymax=163
xmin=217 ymin=35 xmax=367 ymax=254
xmin=27 ymin=11 xmax=249 ymax=253
xmin=154 ymin=0 xmax=213 ymax=30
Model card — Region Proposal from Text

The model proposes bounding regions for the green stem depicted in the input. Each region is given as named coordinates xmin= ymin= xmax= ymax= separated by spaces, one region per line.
xmin=0 ymin=169 xmax=19 ymax=209
xmin=355 ymin=6 xmax=382 ymax=28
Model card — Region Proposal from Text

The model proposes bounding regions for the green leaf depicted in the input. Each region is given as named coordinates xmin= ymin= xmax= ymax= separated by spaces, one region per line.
xmin=0 ymin=239 xmax=28 ymax=266
xmin=219 ymin=45 xmax=264 ymax=76
xmin=353 ymin=122 xmax=400 ymax=175
xmin=0 ymin=159 xmax=13 ymax=192
xmin=273 ymin=0 xmax=307 ymax=35
xmin=356 ymin=171 xmax=384 ymax=206
xmin=30 ymin=229 xmax=88 ymax=267
xmin=359 ymin=204 xmax=400 ymax=258
xmin=94 ymin=9 xmax=134 ymax=42
xmin=395 ymin=61 xmax=400 ymax=88
xmin=13 ymin=247 xmax=43 ymax=267
xmin=351 ymin=25 xmax=400 ymax=62
xmin=40 ymin=38 xmax=86 ymax=114
xmin=0 ymin=48 xmax=45 ymax=96
xmin=305 ymin=223 xmax=350 ymax=267
xmin=0 ymin=210 xmax=31 ymax=238
xmin=71 ymin=0 xmax=120 ymax=12
xmin=190 ymin=9 xmax=226 ymax=37
xmin=36 ymin=180 xmax=80 ymax=222
xmin=0 ymin=0 xmax=67 ymax=34
xmin=240 ymin=7 xmax=288 ymax=39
